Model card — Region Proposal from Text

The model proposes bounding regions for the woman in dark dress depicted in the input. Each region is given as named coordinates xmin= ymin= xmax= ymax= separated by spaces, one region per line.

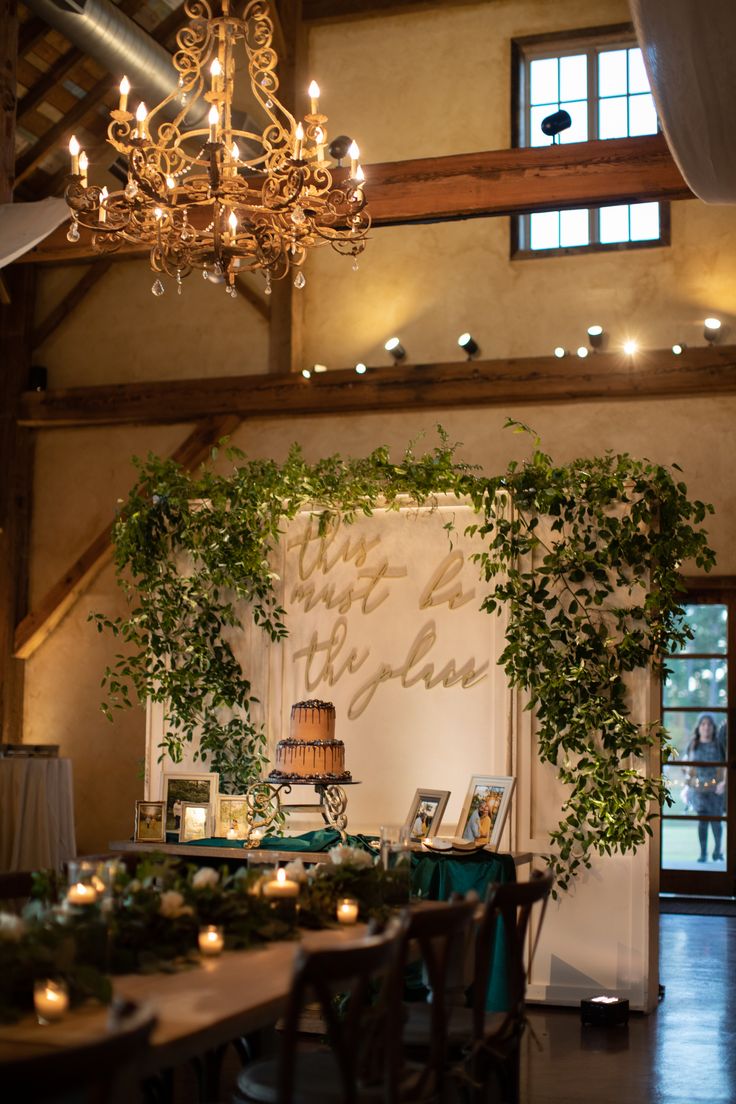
xmin=682 ymin=714 xmax=726 ymax=862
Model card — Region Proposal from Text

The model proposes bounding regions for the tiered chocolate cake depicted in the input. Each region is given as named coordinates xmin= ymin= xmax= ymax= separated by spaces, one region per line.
xmin=269 ymin=700 xmax=351 ymax=781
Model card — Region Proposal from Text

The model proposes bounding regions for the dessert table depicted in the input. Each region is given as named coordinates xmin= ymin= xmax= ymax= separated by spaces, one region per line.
xmin=0 ymin=757 xmax=76 ymax=872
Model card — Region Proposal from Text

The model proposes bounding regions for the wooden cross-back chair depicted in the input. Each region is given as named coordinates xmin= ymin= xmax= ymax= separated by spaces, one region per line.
xmin=2 ymin=999 xmax=156 ymax=1104
xmin=234 ymin=924 xmax=407 ymax=1104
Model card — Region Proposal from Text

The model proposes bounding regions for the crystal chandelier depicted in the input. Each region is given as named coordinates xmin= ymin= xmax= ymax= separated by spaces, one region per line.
xmin=63 ymin=0 xmax=370 ymax=297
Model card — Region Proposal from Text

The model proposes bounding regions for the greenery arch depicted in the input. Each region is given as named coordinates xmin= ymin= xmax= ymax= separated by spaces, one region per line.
xmin=95 ymin=423 xmax=714 ymax=891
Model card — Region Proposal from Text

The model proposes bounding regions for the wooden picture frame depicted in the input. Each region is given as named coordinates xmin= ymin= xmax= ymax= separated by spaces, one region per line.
xmin=179 ymin=801 xmax=212 ymax=842
xmin=161 ymin=772 xmax=219 ymax=835
xmin=134 ymin=800 xmax=165 ymax=843
xmin=403 ymin=788 xmax=450 ymax=842
xmin=457 ymin=775 xmax=515 ymax=849
xmin=216 ymin=794 xmax=250 ymax=839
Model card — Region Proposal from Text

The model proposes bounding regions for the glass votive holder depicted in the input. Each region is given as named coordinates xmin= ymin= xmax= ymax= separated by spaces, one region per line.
xmin=66 ymin=881 xmax=98 ymax=906
xmin=336 ymin=897 xmax=359 ymax=925
xmin=198 ymin=925 xmax=225 ymax=956
xmin=34 ymin=978 xmax=69 ymax=1024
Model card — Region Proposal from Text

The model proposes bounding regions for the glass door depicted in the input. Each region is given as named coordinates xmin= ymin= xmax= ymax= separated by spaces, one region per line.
xmin=661 ymin=589 xmax=734 ymax=895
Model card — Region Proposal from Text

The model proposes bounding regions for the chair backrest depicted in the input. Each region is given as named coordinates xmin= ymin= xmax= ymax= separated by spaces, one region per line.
xmin=397 ymin=898 xmax=478 ymax=1098
xmin=471 ymin=869 xmax=553 ymax=1040
xmin=278 ymin=924 xmax=406 ymax=1104
xmin=3 ymin=1000 xmax=156 ymax=1104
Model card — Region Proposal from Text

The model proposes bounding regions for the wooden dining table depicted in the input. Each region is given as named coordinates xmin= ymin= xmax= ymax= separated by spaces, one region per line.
xmin=0 ymin=924 xmax=368 ymax=1080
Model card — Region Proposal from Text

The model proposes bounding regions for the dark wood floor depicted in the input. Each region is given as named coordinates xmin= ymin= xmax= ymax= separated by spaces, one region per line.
xmin=521 ymin=913 xmax=736 ymax=1104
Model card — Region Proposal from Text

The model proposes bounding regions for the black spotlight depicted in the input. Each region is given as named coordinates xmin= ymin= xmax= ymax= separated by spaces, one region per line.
xmin=328 ymin=135 xmax=353 ymax=165
xmin=541 ymin=109 xmax=572 ymax=141
xmin=457 ymin=332 xmax=480 ymax=359
xmin=587 ymin=324 xmax=605 ymax=350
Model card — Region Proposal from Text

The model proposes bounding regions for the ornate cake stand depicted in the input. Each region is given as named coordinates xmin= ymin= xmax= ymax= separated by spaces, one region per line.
xmin=243 ymin=777 xmax=359 ymax=847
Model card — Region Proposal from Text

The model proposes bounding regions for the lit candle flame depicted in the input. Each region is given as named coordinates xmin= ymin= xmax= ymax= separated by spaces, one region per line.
xmin=166 ymin=175 xmax=175 ymax=189
xmin=136 ymin=102 xmax=148 ymax=122
xmin=231 ymin=142 xmax=240 ymax=160
xmin=228 ymin=210 xmax=238 ymax=232
xmin=69 ymin=135 xmax=80 ymax=157
xmin=348 ymin=140 xmax=360 ymax=161
xmin=276 ymin=868 xmax=286 ymax=884
xmin=210 ymin=57 xmax=222 ymax=78
xmin=120 ymin=75 xmax=130 ymax=96
xmin=308 ymin=80 xmax=320 ymax=100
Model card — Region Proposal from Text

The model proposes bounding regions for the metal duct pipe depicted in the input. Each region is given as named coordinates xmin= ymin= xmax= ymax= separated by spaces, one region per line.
xmin=24 ymin=0 xmax=242 ymax=131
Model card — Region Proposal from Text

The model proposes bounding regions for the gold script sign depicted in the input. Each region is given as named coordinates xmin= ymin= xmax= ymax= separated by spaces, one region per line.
xmin=287 ymin=516 xmax=488 ymax=719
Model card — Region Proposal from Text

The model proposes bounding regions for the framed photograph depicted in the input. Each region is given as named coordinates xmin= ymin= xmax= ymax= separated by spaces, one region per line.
xmin=134 ymin=800 xmax=165 ymax=843
xmin=403 ymin=789 xmax=450 ymax=842
xmin=162 ymin=772 xmax=219 ymax=835
xmin=179 ymin=801 xmax=212 ymax=842
xmin=216 ymin=794 xmax=250 ymax=839
xmin=457 ymin=776 xmax=515 ymax=849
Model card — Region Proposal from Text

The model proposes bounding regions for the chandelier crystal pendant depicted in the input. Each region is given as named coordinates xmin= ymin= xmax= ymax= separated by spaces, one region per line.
xmin=63 ymin=0 xmax=370 ymax=296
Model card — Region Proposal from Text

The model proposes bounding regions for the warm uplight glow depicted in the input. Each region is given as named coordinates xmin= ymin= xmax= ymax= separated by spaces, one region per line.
xmin=576 ymin=346 xmax=588 ymax=358
xmin=554 ymin=346 xmax=566 ymax=358
xmin=623 ymin=339 xmax=638 ymax=356
xmin=355 ymin=362 xmax=367 ymax=374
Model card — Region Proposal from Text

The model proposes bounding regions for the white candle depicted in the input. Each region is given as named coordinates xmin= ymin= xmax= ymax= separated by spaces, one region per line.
xmin=314 ymin=126 xmax=325 ymax=161
xmin=308 ymin=79 xmax=320 ymax=116
xmin=119 ymin=75 xmax=130 ymax=113
xmin=67 ymin=882 xmax=98 ymax=906
xmin=263 ymin=868 xmax=299 ymax=899
xmin=293 ymin=122 xmax=304 ymax=160
xmin=348 ymin=140 xmax=360 ymax=178
xmin=198 ymin=925 xmax=224 ymax=956
xmin=78 ymin=151 xmax=88 ymax=188
xmin=135 ymin=102 xmax=148 ymax=140
xmin=98 ymin=187 xmax=108 ymax=224
xmin=337 ymin=898 xmax=359 ymax=924
xmin=208 ymin=105 xmax=219 ymax=142
xmin=210 ymin=57 xmax=222 ymax=92
xmin=68 ymin=135 xmax=80 ymax=175
xmin=226 ymin=826 xmax=237 ymax=840
xmin=34 ymin=980 xmax=69 ymax=1023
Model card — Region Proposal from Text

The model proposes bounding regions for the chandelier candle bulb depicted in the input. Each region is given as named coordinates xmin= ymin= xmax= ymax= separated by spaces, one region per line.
xmin=68 ymin=135 xmax=80 ymax=175
xmin=337 ymin=898 xmax=359 ymax=924
xmin=98 ymin=187 xmax=108 ymax=223
xmin=348 ymin=140 xmax=360 ymax=178
xmin=67 ymin=882 xmax=98 ymax=906
xmin=354 ymin=164 xmax=365 ymax=193
xmin=78 ymin=151 xmax=88 ymax=187
xmin=135 ymin=101 xmax=148 ymax=139
xmin=308 ymin=80 xmax=320 ymax=115
xmin=198 ymin=925 xmax=224 ymax=956
xmin=208 ymin=105 xmax=219 ymax=142
xmin=118 ymin=75 xmax=130 ymax=113
xmin=263 ymin=868 xmax=299 ymax=899
xmin=294 ymin=121 xmax=304 ymax=159
xmin=210 ymin=56 xmax=222 ymax=92
xmin=34 ymin=980 xmax=69 ymax=1024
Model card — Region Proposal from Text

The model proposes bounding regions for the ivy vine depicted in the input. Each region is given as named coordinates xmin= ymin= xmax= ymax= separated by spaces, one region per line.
xmin=94 ymin=423 xmax=714 ymax=891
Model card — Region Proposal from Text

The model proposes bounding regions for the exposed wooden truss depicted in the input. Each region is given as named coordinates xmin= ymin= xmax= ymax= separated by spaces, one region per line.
xmin=32 ymin=258 xmax=113 ymax=349
xmin=14 ymin=414 xmax=242 ymax=661
xmin=17 ymin=134 xmax=692 ymax=263
xmin=17 ymin=344 xmax=736 ymax=429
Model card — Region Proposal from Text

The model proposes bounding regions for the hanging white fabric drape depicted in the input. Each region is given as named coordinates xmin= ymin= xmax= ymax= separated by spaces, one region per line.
xmin=631 ymin=0 xmax=736 ymax=204
xmin=0 ymin=198 xmax=69 ymax=268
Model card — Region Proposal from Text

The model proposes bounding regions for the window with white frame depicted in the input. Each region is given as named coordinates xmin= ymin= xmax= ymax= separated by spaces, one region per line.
xmin=513 ymin=30 xmax=668 ymax=255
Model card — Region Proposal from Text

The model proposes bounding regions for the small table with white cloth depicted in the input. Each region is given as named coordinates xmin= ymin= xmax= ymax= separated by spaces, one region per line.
xmin=0 ymin=757 xmax=76 ymax=872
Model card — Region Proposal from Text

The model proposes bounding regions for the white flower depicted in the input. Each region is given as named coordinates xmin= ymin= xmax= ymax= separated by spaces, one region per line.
xmin=0 ymin=912 xmax=25 ymax=941
xmin=284 ymin=859 xmax=308 ymax=884
xmin=159 ymin=890 xmax=191 ymax=918
xmin=191 ymin=867 xmax=219 ymax=890
xmin=327 ymin=845 xmax=374 ymax=870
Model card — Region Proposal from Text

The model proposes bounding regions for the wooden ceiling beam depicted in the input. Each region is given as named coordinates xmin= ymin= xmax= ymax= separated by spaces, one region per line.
xmin=17 ymin=16 xmax=49 ymax=57
xmin=16 ymin=45 xmax=84 ymax=119
xmin=18 ymin=134 xmax=692 ymax=263
xmin=17 ymin=344 xmax=736 ymax=430
xmin=303 ymin=0 xmax=464 ymax=17
xmin=1 ymin=0 xmax=18 ymax=203
xmin=13 ymin=414 xmax=242 ymax=661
